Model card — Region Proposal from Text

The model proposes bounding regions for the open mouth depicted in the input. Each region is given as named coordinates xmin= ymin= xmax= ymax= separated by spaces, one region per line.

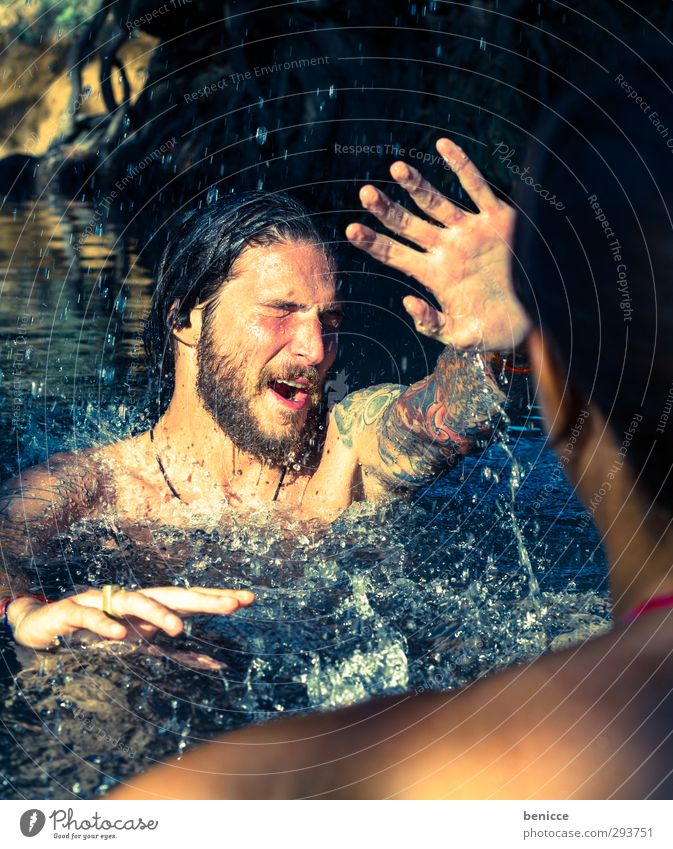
xmin=267 ymin=378 xmax=311 ymax=410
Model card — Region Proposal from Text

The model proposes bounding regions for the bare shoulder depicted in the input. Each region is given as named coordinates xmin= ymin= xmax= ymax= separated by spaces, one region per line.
xmin=403 ymin=616 xmax=673 ymax=798
xmin=2 ymin=446 xmax=99 ymax=498
xmin=331 ymin=384 xmax=406 ymax=450
xmin=0 ymin=436 xmax=143 ymax=527
xmin=297 ymin=387 xmax=406 ymax=511
xmin=87 ymin=432 xmax=163 ymax=498
xmin=98 ymin=431 xmax=148 ymax=468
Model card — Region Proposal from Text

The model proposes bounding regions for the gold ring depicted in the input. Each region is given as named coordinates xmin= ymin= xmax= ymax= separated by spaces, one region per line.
xmin=101 ymin=584 xmax=124 ymax=617
xmin=46 ymin=634 xmax=65 ymax=651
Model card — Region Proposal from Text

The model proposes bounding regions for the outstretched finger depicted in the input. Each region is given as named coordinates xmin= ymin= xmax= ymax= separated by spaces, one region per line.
xmin=346 ymin=223 xmax=429 ymax=279
xmin=139 ymin=586 xmax=249 ymax=615
xmin=390 ymin=160 xmax=465 ymax=226
xmin=185 ymin=587 xmax=255 ymax=605
xmin=435 ymin=138 xmax=500 ymax=212
xmin=358 ymin=184 xmax=441 ymax=250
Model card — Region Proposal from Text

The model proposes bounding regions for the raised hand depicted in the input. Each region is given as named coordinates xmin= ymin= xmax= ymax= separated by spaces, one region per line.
xmin=7 ymin=585 xmax=255 ymax=650
xmin=346 ymin=138 xmax=530 ymax=353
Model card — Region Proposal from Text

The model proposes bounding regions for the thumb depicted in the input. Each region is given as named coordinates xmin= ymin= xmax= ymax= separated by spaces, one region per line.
xmin=403 ymin=295 xmax=447 ymax=339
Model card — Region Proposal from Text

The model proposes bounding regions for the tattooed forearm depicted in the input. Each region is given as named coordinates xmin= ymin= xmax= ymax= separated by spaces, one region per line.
xmin=332 ymin=349 xmax=515 ymax=493
xmin=375 ymin=348 xmax=509 ymax=486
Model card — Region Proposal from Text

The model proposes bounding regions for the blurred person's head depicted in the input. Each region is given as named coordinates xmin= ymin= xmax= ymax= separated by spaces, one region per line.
xmin=512 ymin=50 xmax=673 ymax=579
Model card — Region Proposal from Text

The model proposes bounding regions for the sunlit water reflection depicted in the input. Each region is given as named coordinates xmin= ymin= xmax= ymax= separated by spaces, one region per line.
xmin=0 ymin=202 xmax=609 ymax=799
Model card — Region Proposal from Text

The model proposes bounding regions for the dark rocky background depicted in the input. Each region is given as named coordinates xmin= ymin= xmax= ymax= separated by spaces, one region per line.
xmin=2 ymin=0 xmax=671 ymax=382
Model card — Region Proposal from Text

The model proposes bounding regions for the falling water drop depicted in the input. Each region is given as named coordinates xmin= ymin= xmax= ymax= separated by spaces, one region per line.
xmin=255 ymin=126 xmax=268 ymax=145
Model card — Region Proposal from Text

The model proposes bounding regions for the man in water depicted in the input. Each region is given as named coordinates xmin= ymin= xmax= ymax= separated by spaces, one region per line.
xmin=0 ymin=138 xmax=529 ymax=649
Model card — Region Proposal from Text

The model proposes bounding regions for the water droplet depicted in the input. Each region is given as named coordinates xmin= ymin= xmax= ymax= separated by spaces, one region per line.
xmin=255 ymin=126 xmax=268 ymax=145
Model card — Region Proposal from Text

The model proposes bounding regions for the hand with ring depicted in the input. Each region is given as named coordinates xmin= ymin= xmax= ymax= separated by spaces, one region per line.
xmin=6 ymin=584 xmax=255 ymax=650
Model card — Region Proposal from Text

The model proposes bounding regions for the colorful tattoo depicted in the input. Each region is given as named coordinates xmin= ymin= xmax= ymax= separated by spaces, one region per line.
xmin=334 ymin=384 xmax=405 ymax=449
xmin=378 ymin=349 xmax=506 ymax=486
xmin=336 ymin=348 xmax=528 ymax=489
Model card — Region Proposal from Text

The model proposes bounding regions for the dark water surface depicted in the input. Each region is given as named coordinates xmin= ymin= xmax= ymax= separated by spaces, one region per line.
xmin=0 ymin=201 xmax=609 ymax=799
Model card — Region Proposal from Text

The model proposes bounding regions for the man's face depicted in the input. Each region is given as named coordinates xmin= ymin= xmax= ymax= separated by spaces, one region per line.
xmin=195 ymin=240 xmax=341 ymax=467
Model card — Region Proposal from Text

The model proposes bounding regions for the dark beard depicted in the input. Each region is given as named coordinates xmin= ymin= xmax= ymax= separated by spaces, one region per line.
xmin=196 ymin=321 xmax=325 ymax=469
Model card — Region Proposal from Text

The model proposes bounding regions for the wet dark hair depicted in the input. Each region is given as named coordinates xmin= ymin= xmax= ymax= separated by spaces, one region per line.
xmin=143 ymin=190 xmax=334 ymax=401
xmin=512 ymin=49 xmax=673 ymax=511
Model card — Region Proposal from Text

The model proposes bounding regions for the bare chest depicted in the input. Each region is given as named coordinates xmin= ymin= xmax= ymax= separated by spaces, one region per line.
xmin=106 ymin=436 xmax=363 ymax=525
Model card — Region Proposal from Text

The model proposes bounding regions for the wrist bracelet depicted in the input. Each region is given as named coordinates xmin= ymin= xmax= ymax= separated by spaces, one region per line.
xmin=1 ymin=595 xmax=50 ymax=637
xmin=503 ymin=361 xmax=532 ymax=374
xmin=491 ymin=352 xmax=532 ymax=376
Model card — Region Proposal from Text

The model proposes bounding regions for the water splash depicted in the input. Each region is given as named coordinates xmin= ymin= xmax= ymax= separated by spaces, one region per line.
xmin=0 ymin=478 xmax=610 ymax=799
xmin=500 ymin=439 xmax=541 ymax=601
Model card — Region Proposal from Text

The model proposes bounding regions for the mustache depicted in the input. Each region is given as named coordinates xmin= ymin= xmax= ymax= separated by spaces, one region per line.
xmin=256 ymin=364 xmax=321 ymax=391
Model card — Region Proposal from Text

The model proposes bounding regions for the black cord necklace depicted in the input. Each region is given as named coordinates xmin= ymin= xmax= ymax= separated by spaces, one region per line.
xmin=149 ymin=428 xmax=287 ymax=503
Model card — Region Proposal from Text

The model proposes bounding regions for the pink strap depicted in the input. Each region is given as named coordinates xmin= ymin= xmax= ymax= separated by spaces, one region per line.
xmin=622 ymin=591 xmax=673 ymax=625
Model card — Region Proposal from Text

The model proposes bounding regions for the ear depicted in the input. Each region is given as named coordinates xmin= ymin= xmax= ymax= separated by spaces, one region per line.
xmin=528 ymin=328 xmax=587 ymax=448
xmin=170 ymin=302 xmax=204 ymax=348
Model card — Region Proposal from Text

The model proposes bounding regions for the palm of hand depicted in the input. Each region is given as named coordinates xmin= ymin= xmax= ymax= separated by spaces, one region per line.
xmin=346 ymin=138 xmax=529 ymax=353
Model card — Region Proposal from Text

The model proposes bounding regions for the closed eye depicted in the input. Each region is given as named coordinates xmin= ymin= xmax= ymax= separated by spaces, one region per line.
xmin=261 ymin=301 xmax=299 ymax=317
xmin=261 ymin=302 xmax=343 ymax=329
